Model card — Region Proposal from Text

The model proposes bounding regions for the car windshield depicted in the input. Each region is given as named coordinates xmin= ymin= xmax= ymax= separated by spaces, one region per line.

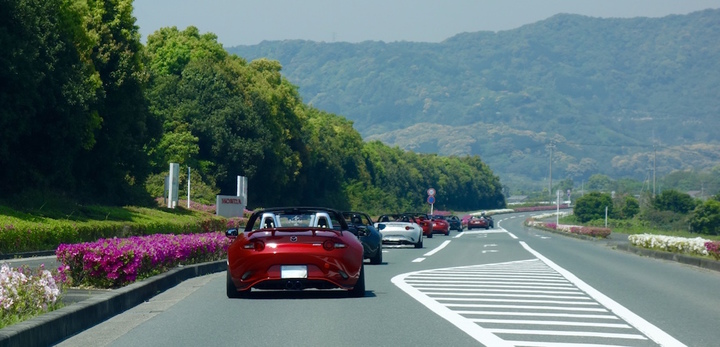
xmin=378 ymin=214 xmax=415 ymax=223
xmin=343 ymin=212 xmax=371 ymax=226
xmin=246 ymin=208 xmax=345 ymax=231
xmin=430 ymin=215 xmax=445 ymax=220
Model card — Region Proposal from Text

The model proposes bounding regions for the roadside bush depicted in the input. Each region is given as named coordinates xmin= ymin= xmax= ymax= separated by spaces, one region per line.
xmin=525 ymin=214 xmax=610 ymax=238
xmin=571 ymin=226 xmax=612 ymax=238
xmin=574 ymin=192 xmax=613 ymax=223
xmin=690 ymin=199 xmax=720 ymax=235
xmin=56 ymin=232 xmax=230 ymax=288
xmin=653 ymin=189 xmax=696 ymax=214
xmin=706 ymin=241 xmax=720 ymax=260
xmin=0 ymin=207 xmax=230 ymax=254
xmin=629 ymin=234 xmax=710 ymax=257
xmin=637 ymin=208 xmax=690 ymax=232
xmin=0 ymin=264 xmax=64 ymax=329
xmin=617 ymin=195 xmax=640 ymax=219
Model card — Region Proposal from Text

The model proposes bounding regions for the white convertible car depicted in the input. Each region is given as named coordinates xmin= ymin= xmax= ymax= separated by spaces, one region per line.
xmin=374 ymin=213 xmax=424 ymax=248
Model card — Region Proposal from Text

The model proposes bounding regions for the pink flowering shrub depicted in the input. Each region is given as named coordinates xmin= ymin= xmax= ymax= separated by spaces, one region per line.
xmin=526 ymin=216 xmax=611 ymax=238
xmin=705 ymin=241 xmax=720 ymax=260
xmin=226 ymin=217 xmax=247 ymax=229
xmin=573 ymin=226 xmax=612 ymax=238
xmin=0 ymin=264 xmax=63 ymax=328
xmin=56 ymin=232 xmax=230 ymax=288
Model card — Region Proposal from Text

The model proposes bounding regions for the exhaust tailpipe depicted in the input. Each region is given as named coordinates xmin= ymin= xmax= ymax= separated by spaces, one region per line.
xmin=286 ymin=280 xmax=304 ymax=290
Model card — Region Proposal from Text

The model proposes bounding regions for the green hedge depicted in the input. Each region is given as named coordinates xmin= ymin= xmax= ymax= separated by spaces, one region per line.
xmin=0 ymin=206 xmax=240 ymax=254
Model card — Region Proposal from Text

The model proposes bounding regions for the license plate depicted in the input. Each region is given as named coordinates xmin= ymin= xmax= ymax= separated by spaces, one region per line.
xmin=281 ymin=265 xmax=307 ymax=278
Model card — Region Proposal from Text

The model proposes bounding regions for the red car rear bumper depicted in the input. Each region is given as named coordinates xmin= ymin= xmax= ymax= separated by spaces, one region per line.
xmin=227 ymin=244 xmax=363 ymax=291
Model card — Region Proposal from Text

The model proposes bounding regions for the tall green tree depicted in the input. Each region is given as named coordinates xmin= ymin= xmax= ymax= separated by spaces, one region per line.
xmin=144 ymin=28 xmax=306 ymax=208
xmin=0 ymin=0 xmax=101 ymax=196
xmin=298 ymin=109 xmax=367 ymax=209
xmin=72 ymin=0 xmax=159 ymax=204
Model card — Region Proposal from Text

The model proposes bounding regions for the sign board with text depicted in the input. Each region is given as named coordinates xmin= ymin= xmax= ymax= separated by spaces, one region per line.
xmin=216 ymin=195 xmax=245 ymax=218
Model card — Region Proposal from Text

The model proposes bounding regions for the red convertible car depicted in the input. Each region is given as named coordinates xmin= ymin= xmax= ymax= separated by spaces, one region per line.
xmin=428 ymin=214 xmax=450 ymax=236
xmin=225 ymin=207 xmax=365 ymax=298
xmin=467 ymin=215 xmax=490 ymax=230
xmin=404 ymin=212 xmax=434 ymax=238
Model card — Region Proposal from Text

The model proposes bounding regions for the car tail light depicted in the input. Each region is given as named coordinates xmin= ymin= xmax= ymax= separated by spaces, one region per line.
xmin=323 ymin=239 xmax=346 ymax=251
xmin=405 ymin=226 xmax=413 ymax=230
xmin=243 ymin=241 xmax=265 ymax=251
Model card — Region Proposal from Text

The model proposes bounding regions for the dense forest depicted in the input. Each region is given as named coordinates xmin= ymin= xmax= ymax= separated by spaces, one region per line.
xmin=228 ymin=9 xmax=720 ymax=194
xmin=0 ymin=0 xmax=505 ymax=214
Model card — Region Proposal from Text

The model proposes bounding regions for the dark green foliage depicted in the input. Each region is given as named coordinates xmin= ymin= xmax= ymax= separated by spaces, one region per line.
xmin=587 ymin=174 xmax=614 ymax=192
xmin=72 ymin=0 xmax=160 ymax=204
xmin=0 ymin=5 xmax=506 ymax=215
xmin=637 ymin=208 xmax=690 ymax=232
xmin=690 ymin=200 xmax=720 ymax=235
xmin=617 ymin=195 xmax=640 ymax=219
xmin=652 ymin=189 xmax=696 ymax=214
xmin=574 ymin=192 xmax=613 ymax=223
xmin=357 ymin=142 xmax=505 ymax=213
xmin=142 ymin=26 xmax=505 ymax=213
xmin=0 ymin=0 xmax=101 ymax=197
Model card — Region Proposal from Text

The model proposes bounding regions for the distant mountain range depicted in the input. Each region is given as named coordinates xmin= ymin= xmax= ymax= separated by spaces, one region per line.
xmin=227 ymin=9 xmax=720 ymax=192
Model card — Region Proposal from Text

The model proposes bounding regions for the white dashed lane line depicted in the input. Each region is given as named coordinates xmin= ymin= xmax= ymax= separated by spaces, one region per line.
xmin=425 ymin=240 xmax=451 ymax=256
xmin=412 ymin=240 xmax=452 ymax=263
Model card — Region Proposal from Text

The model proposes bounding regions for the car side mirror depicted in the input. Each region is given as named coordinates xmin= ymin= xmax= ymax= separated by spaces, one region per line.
xmin=356 ymin=225 xmax=369 ymax=237
xmin=377 ymin=223 xmax=386 ymax=231
xmin=226 ymin=228 xmax=239 ymax=238
xmin=348 ymin=225 xmax=368 ymax=237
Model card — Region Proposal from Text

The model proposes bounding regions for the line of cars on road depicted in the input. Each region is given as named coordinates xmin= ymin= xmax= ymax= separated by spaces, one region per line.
xmin=225 ymin=207 xmax=493 ymax=299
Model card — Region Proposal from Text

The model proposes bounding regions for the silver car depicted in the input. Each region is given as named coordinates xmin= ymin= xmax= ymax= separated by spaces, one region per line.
xmin=374 ymin=213 xmax=423 ymax=248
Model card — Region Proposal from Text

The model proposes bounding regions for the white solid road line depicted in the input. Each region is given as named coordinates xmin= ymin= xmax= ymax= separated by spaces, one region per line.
xmin=519 ymin=241 xmax=687 ymax=347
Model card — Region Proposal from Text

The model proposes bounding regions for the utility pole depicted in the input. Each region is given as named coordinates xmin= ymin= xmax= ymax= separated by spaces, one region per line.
xmin=548 ymin=141 xmax=555 ymax=200
xmin=653 ymin=143 xmax=656 ymax=198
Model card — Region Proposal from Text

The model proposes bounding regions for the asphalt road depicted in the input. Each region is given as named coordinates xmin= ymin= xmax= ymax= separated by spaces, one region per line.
xmin=53 ymin=212 xmax=720 ymax=346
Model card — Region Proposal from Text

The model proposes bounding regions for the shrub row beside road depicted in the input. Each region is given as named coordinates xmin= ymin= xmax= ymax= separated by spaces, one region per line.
xmin=1 ymin=231 xmax=232 ymax=329
xmin=527 ymin=212 xmax=720 ymax=260
xmin=0 ymin=206 xmax=242 ymax=254
xmin=628 ymin=234 xmax=718 ymax=259
xmin=56 ymin=232 xmax=231 ymax=288
xmin=525 ymin=212 xmax=612 ymax=238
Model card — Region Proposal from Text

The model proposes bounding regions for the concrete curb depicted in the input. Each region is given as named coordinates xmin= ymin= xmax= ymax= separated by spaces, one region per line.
xmin=0 ymin=251 xmax=55 ymax=260
xmin=0 ymin=260 xmax=227 ymax=347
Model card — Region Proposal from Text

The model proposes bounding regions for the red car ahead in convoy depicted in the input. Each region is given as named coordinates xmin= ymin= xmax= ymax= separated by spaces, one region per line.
xmin=225 ymin=207 xmax=366 ymax=298
xmin=428 ymin=214 xmax=450 ymax=236
xmin=467 ymin=215 xmax=490 ymax=230
xmin=404 ymin=212 xmax=434 ymax=238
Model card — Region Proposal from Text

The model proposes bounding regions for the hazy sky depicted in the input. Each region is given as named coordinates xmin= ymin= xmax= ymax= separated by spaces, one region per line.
xmin=133 ymin=0 xmax=720 ymax=47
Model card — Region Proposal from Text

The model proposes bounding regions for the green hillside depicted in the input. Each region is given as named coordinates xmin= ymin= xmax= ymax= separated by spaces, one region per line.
xmin=227 ymin=9 xmax=720 ymax=191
